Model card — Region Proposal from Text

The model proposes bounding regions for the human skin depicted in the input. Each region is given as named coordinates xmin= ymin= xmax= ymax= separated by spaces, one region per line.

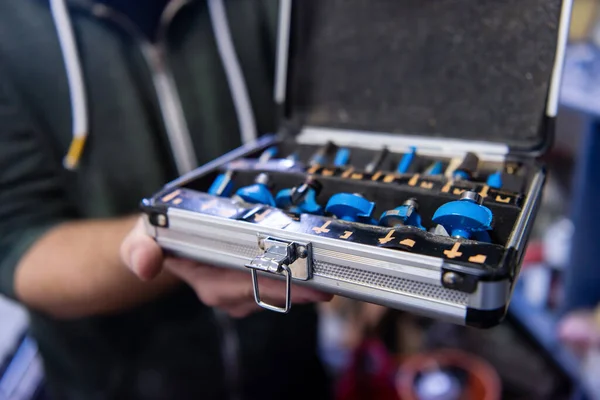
xmin=15 ymin=215 xmax=331 ymax=320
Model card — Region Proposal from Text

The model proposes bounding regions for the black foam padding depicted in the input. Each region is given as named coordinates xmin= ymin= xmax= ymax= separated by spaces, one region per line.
xmin=196 ymin=140 xmax=534 ymax=192
xmin=187 ymin=162 xmax=523 ymax=247
xmin=226 ymin=169 xmax=522 ymax=246
xmin=182 ymin=139 xmax=534 ymax=246
xmin=246 ymin=140 xmax=533 ymax=189
xmin=284 ymin=0 xmax=562 ymax=151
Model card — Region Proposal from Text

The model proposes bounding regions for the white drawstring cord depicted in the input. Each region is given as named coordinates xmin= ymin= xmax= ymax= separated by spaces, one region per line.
xmin=207 ymin=0 xmax=258 ymax=145
xmin=50 ymin=0 xmax=89 ymax=170
xmin=50 ymin=0 xmax=258 ymax=170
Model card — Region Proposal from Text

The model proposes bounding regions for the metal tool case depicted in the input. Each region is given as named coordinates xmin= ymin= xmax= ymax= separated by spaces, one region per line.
xmin=141 ymin=0 xmax=572 ymax=328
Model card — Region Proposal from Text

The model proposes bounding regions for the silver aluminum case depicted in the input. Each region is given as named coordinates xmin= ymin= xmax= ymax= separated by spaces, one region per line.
xmin=142 ymin=0 xmax=569 ymax=328
xmin=142 ymin=133 xmax=546 ymax=328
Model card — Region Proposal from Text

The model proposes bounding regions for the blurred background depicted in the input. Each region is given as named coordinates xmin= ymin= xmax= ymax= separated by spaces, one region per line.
xmin=3 ymin=1 xmax=600 ymax=399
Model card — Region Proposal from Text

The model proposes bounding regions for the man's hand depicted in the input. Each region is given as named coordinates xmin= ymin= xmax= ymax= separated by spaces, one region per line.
xmin=121 ymin=217 xmax=332 ymax=318
xmin=14 ymin=215 xmax=179 ymax=319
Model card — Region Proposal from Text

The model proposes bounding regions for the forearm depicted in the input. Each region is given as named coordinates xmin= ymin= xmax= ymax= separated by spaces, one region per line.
xmin=14 ymin=215 xmax=179 ymax=319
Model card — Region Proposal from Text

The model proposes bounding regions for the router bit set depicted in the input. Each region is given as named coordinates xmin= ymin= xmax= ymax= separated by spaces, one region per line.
xmin=140 ymin=1 xmax=569 ymax=327
xmin=203 ymin=142 xmax=526 ymax=247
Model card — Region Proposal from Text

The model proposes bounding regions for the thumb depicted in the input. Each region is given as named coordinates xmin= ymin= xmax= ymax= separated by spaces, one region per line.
xmin=120 ymin=217 xmax=164 ymax=281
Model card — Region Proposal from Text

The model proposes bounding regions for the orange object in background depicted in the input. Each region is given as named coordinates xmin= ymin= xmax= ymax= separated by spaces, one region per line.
xmin=396 ymin=349 xmax=501 ymax=400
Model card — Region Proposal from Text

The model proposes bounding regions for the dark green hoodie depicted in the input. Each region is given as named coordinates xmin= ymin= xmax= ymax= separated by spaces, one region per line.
xmin=0 ymin=1 xmax=328 ymax=399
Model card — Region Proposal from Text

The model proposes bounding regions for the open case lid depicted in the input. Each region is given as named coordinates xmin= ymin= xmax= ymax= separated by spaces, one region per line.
xmin=274 ymin=0 xmax=572 ymax=155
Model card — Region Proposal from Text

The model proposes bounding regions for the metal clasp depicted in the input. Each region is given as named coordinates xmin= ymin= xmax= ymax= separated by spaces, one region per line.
xmin=244 ymin=236 xmax=312 ymax=313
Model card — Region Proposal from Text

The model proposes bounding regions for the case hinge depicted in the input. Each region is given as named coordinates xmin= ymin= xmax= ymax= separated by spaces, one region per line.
xmin=244 ymin=236 xmax=312 ymax=313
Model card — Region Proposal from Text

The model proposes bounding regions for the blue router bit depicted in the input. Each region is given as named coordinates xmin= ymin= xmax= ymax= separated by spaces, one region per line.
xmin=396 ymin=146 xmax=417 ymax=174
xmin=233 ymin=173 xmax=276 ymax=206
xmin=472 ymin=230 xmax=492 ymax=243
xmin=275 ymin=177 xmax=323 ymax=215
xmin=486 ymin=170 xmax=502 ymax=189
xmin=432 ymin=191 xmax=493 ymax=240
xmin=424 ymin=161 xmax=443 ymax=176
xmin=286 ymin=152 xmax=300 ymax=162
xmin=379 ymin=198 xmax=425 ymax=230
xmin=325 ymin=193 xmax=376 ymax=223
xmin=310 ymin=141 xmax=337 ymax=166
xmin=258 ymin=146 xmax=278 ymax=163
xmin=333 ymin=148 xmax=351 ymax=167
xmin=365 ymin=147 xmax=390 ymax=173
xmin=453 ymin=152 xmax=479 ymax=180
xmin=207 ymin=170 xmax=234 ymax=197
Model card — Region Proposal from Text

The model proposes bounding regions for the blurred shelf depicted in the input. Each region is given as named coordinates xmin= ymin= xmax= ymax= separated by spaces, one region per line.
xmin=508 ymin=283 xmax=589 ymax=398
xmin=560 ymin=42 xmax=600 ymax=116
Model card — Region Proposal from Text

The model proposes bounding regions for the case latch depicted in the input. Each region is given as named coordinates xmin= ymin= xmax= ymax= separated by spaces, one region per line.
xmin=244 ymin=236 xmax=312 ymax=313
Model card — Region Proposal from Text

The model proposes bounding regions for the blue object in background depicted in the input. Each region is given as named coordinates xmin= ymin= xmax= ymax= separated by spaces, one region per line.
xmin=311 ymin=153 xmax=327 ymax=166
xmin=424 ymin=161 xmax=443 ymax=176
xmin=453 ymin=170 xmax=470 ymax=180
xmin=560 ymin=44 xmax=600 ymax=314
xmin=452 ymin=152 xmax=479 ymax=181
xmin=486 ymin=171 xmax=503 ymax=189
xmin=310 ymin=142 xmax=337 ymax=166
xmin=396 ymin=146 xmax=416 ymax=174
xmin=562 ymin=121 xmax=600 ymax=312
xmin=258 ymin=146 xmax=278 ymax=163
xmin=333 ymin=148 xmax=351 ymax=167
xmin=286 ymin=152 xmax=300 ymax=162
xmin=207 ymin=171 xmax=234 ymax=197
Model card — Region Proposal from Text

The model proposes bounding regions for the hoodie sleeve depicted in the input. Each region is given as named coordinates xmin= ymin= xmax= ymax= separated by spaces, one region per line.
xmin=0 ymin=64 xmax=75 ymax=301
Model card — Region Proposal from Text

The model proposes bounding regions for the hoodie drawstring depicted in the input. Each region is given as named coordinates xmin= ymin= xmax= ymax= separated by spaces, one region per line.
xmin=207 ymin=0 xmax=257 ymax=145
xmin=49 ymin=0 xmax=257 ymax=171
xmin=49 ymin=0 xmax=89 ymax=170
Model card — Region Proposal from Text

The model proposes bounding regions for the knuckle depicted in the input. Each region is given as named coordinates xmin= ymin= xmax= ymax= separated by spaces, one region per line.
xmin=243 ymin=283 xmax=254 ymax=301
xmin=199 ymin=291 xmax=221 ymax=307
xmin=119 ymin=239 xmax=133 ymax=267
xmin=227 ymin=309 xmax=247 ymax=319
